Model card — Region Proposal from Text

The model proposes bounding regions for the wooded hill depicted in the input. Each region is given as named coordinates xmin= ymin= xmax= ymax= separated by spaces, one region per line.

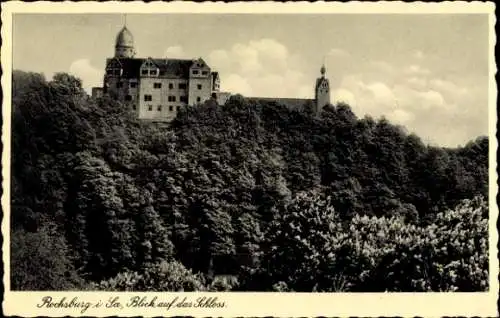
xmin=10 ymin=71 xmax=489 ymax=292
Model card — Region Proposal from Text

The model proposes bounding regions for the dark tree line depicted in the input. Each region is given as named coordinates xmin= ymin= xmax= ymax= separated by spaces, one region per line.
xmin=10 ymin=71 xmax=489 ymax=291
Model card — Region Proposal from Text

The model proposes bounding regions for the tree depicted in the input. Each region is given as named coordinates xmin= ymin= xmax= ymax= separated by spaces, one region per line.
xmin=11 ymin=223 xmax=86 ymax=290
xmin=262 ymin=190 xmax=346 ymax=291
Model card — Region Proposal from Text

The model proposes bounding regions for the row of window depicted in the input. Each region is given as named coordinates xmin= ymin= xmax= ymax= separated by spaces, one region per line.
xmin=154 ymin=83 xmax=202 ymax=90
xmin=168 ymin=95 xmax=189 ymax=102
xmin=142 ymin=69 xmax=209 ymax=77
xmin=146 ymin=105 xmax=182 ymax=112
xmin=108 ymin=68 xmax=210 ymax=78
xmin=192 ymin=70 xmax=209 ymax=76
xmin=141 ymin=69 xmax=158 ymax=76
xmin=144 ymin=94 xmax=199 ymax=103
xmin=116 ymin=82 xmax=202 ymax=90
xmin=107 ymin=69 xmax=122 ymax=76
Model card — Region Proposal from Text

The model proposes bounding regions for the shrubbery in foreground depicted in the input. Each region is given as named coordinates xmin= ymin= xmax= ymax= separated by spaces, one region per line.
xmin=92 ymin=194 xmax=488 ymax=292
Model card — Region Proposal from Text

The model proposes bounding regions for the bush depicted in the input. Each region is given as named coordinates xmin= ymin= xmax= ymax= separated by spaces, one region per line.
xmin=342 ymin=196 xmax=488 ymax=291
xmin=11 ymin=224 xmax=86 ymax=290
xmin=95 ymin=260 xmax=206 ymax=291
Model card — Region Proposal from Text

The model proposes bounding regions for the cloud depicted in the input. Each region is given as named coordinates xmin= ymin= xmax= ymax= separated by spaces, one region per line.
xmin=250 ymin=38 xmax=288 ymax=61
xmin=209 ymin=49 xmax=230 ymax=68
xmin=333 ymin=88 xmax=356 ymax=106
xmin=223 ymin=74 xmax=253 ymax=96
xmin=369 ymin=60 xmax=394 ymax=75
xmin=387 ymin=109 xmax=415 ymax=124
xmin=328 ymin=48 xmax=350 ymax=59
xmin=366 ymin=82 xmax=395 ymax=104
xmin=405 ymin=64 xmax=431 ymax=76
xmin=69 ymin=59 xmax=103 ymax=94
xmin=165 ymin=45 xmax=185 ymax=58
xmin=412 ymin=50 xmax=425 ymax=60
xmin=429 ymin=78 xmax=469 ymax=101
xmin=333 ymin=57 xmax=486 ymax=147
xmin=418 ymin=90 xmax=446 ymax=109
xmin=203 ymin=39 xmax=485 ymax=147
xmin=406 ymin=76 xmax=427 ymax=90
xmin=207 ymin=38 xmax=309 ymax=98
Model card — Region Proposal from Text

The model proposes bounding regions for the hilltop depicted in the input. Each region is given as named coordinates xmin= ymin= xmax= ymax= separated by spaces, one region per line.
xmin=10 ymin=71 xmax=489 ymax=292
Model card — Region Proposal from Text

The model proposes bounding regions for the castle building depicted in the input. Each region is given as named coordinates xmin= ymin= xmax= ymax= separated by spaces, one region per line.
xmin=97 ymin=25 xmax=221 ymax=121
xmin=93 ymin=25 xmax=331 ymax=120
xmin=247 ymin=64 xmax=331 ymax=113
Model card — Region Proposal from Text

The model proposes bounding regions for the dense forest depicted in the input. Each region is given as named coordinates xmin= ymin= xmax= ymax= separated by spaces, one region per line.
xmin=10 ymin=70 xmax=489 ymax=292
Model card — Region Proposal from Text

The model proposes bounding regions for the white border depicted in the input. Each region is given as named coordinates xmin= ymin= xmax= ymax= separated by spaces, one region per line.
xmin=1 ymin=2 xmax=498 ymax=317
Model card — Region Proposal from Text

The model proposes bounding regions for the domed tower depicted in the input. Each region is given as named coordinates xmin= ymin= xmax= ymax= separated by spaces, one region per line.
xmin=314 ymin=64 xmax=330 ymax=113
xmin=115 ymin=26 xmax=136 ymax=58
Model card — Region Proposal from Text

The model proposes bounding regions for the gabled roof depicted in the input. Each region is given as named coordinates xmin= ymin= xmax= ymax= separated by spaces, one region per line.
xmin=161 ymin=59 xmax=194 ymax=78
xmin=192 ymin=57 xmax=208 ymax=68
xmin=105 ymin=57 xmax=203 ymax=79
xmin=106 ymin=58 xmax=142 ymax=78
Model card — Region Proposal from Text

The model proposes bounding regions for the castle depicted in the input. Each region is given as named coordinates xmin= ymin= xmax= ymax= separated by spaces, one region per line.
xmin=92 ymin=25 xmax=331 ymax=120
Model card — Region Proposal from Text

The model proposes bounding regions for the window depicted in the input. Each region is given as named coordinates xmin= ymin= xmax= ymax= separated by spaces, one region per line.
xmin=197 ymin=97 xmax=201 ymax=102
xmin=116 ymin=82 xmax=123 ymax=88
xmin=106 ymin=69 xmax=114 ymax=75
xmin=169 ymin=106 xmax=174 ymax=112
xmin=179 ymin=83 xmax=187 ymax=89
xmin=192 ymin=70 xmax=199 ymax=75
xmin=113 ymin=69 xmax=121 ymax=76
xmin=150 ymin=70 xmax=158 ymax=76
xmin=132 ymin=104 xmax=136 ymax=110
xmin=197 ymin=84 xmax=202 ymax=90
xmin=177 ymin=106 xmax=181 ymax=112
xmin=141 ymin=69 xmax=148 ymax=75
xmin=202 ymin=71 xmax=208 ymax=75
xmin=144 ymin=95 xmax=152 ymax=102
xmin=169 ymin=83 xmax=174 ymax=89
xmin=180 ymin=96 xmax=188 ymax=103
xmin=157 ymin=105 xmax=162 ymax=111
xmin=125 ymin=95 xmax=132 ymax=101
xmin=168 ymin=96 xmax=176 ymax=102
xmin=148 ymin=105 xmax=153 ymax=111
xmin=130 ymin=82 xmax=137 ymax=88
xmin=154 ymin=83 xmax=162 ymax=89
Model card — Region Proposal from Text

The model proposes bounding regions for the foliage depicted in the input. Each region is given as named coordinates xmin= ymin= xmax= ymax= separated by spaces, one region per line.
xmin=345 ymin=196 xmax=488 ymax=291
xmin=11 ymin=223 xmax=86 ymax=290
xmin=95 ymin=260 xmax=206 ymax=291
xmin=10 ymin=71 xmax=489 ymax=291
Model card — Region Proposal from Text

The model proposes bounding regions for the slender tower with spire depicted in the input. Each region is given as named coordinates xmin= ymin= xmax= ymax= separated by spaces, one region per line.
xmin=314 ymin=61 xmax=331 ymax=114
xmin=114 ymin=15 xmax=136 ymax=58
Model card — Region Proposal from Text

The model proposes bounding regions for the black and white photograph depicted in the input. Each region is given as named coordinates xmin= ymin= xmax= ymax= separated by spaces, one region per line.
xmin=1 ymin=1 xmax=498 ymax=317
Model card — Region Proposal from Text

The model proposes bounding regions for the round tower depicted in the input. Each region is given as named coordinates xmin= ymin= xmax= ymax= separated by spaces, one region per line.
xmin=115 ymin=26 xmax=136 ymax=58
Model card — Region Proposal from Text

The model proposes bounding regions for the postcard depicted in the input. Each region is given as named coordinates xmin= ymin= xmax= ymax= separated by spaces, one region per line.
xmin=1 ymin=1 xmax=498 ymax=316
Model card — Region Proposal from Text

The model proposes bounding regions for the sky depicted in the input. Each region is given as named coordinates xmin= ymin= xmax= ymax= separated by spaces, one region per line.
xmin=12 ymin=13 xmax=491 ymax=147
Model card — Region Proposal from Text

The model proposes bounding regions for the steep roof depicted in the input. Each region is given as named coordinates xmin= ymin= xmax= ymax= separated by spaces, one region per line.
xmin=105 ymin=58 xmax=196 ymax=79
